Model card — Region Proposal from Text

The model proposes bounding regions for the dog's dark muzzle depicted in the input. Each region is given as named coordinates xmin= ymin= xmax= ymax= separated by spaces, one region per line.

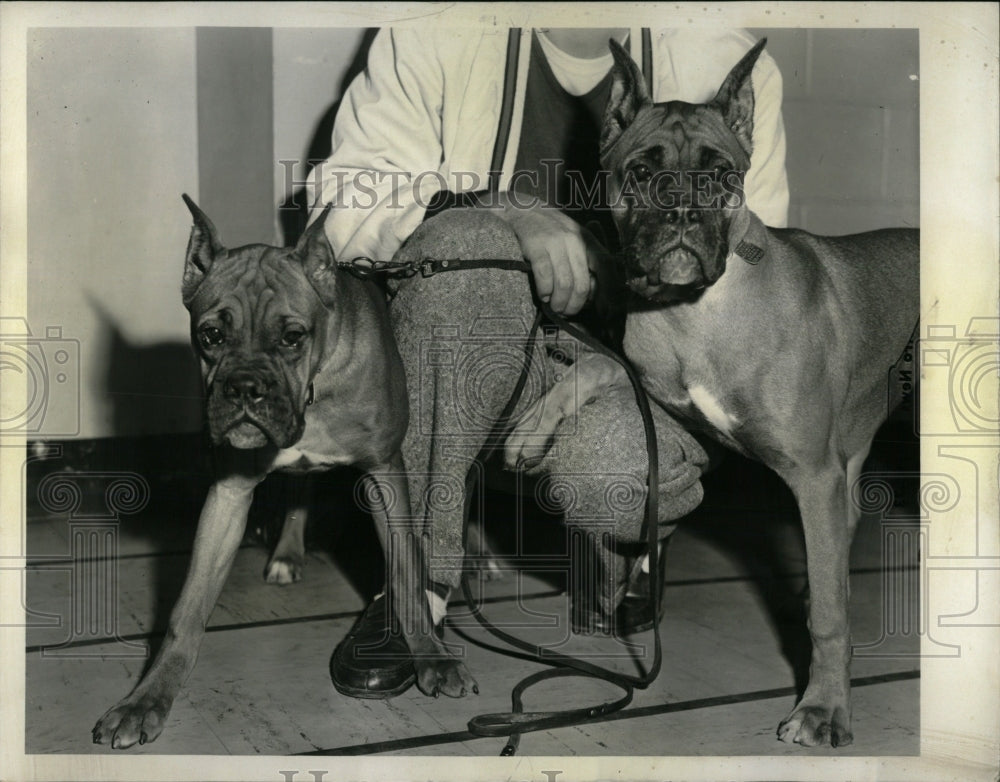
xmin=622 ymin=240 xmax=722 ymax=302
xmin=207 ymin=367 xmax=304 ymax=449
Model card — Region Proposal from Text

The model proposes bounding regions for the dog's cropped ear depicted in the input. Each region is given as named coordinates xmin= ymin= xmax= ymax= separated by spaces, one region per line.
xmin=600 ymin=39 xmax=651 ymax=156
xmin=296 ymin=203 xmax=338 ymax=305
xmin=710 ymin=38 xmax=767 ymax=158
xmin=182 ymin=194 xmax=225 ymax=308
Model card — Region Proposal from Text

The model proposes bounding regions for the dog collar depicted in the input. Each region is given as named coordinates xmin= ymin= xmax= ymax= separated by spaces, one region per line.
xmin=734 ymin=239 xmax=765 ymax=265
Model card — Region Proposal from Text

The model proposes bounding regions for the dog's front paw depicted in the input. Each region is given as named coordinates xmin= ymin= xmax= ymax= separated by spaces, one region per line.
xmin=503 ymin=400 xmax=557 ymax=471
xmin=778 ymin=700 xmax=853 ymax=748
xmin=415 ymin=656 xmax=478 ymax=699
xmin=264 ymin=554 xmax=303 ymax=585
xmin=92 ymin=691 xmax=174 ymax=749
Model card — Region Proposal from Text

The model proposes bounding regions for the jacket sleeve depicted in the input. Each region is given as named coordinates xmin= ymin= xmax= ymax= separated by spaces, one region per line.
xmin=306 ymin=28 xmax=450 ymax=261
xmin=745 ymin=49 xmax=789 ymax=228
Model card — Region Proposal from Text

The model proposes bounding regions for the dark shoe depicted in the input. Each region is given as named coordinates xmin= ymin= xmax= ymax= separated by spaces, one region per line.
xmin=330 ymin=593 xmax=415 ymax=699
xmin=616 ymin=538 xmax=670 ymax=634
xmin=572 ymin=539 xmax=670 ymax=636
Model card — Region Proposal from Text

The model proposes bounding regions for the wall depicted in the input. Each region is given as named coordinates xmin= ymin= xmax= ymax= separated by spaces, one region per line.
xmin=272 ymin=28 xmax=371 ymax=244
xmin=751 ymin=28 xmax=920 ymax=234
xmin=27 ymin=28 xmax=201 ymax=439
xmin=195 ymin=28 xmax=275 ymax=246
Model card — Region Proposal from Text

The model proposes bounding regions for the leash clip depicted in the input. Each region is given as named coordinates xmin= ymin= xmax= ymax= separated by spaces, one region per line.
xmin=341 ymin=257 xmax=420 ymax=280
xmin=340 ymin=256 xmax=377 ymax=279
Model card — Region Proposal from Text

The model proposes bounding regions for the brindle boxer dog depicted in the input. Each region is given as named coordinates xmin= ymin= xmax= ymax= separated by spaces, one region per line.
xmin=93 ymin=197 xmax=476 ymax=750
xmin=506 ymin=39 xmax=919 ymax=747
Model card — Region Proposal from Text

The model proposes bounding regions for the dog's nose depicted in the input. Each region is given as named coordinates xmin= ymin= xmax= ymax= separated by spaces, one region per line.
xmin=223 ymin=371 xmax=267 ymax=404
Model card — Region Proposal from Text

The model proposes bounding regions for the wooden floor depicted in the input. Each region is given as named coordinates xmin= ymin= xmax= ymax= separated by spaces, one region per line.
xmin=23 ymin=446 xmax=920 ymax=757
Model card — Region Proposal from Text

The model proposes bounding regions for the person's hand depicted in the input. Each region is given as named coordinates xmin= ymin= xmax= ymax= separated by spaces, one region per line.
xmin=507 ymin=207 xmax=604 ymax=316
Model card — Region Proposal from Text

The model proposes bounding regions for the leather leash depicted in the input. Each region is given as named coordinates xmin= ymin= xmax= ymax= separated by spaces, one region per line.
xmin=341 ymin=255 xmax=663 ymax=755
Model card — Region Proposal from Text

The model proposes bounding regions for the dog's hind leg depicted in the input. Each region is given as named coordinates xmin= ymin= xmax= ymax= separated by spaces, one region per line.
xmin=777 ymin=462 xmax=854 ymax=748
xmin=845 ymin=443 xmax=873 ymax=540
xmin=265 ymin=477 xmax=312 ymax=585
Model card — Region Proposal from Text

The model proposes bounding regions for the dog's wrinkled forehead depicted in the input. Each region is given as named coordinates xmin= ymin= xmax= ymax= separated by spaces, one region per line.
xmin=604 ymin=101 xmax=751 ymax=171
xmin=190 ymin=247 xmax=319 ymax=325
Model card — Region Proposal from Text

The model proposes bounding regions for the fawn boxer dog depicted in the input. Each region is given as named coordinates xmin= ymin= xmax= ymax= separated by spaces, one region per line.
xmin=93 ymin=197 xmax=476 ymax=750
xmin=506 ymin=39 xmax=919 ymax=746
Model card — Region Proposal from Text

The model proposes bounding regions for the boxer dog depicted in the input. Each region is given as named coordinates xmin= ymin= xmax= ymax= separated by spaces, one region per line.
xmin=93 ymin=197 xmax=476 ymax=749
xmin=506 ymin=39 xmax=919 ymax=747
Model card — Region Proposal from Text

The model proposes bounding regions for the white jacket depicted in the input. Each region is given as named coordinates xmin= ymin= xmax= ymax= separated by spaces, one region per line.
xmin=308 ymin=27 xmax=789 ymax=262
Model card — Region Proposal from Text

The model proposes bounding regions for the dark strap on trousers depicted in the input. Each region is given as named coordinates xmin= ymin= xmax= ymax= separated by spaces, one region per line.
xmin=420 ymin=256 xmax=531 ymax=276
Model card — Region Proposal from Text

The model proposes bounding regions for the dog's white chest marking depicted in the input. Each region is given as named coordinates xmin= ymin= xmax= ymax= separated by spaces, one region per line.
xmin=688 ymin=384 xmax=739 ymax=436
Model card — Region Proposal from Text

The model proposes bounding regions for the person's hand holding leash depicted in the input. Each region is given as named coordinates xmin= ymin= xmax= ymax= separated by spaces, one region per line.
xmin=512 ymin=208 xmax=600 ymax=315
xmin=483 ymin=193 xmax=605 ymax=316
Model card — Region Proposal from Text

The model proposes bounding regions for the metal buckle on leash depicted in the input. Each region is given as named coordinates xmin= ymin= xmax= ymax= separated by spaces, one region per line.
xmin=420 ymin=258 xmax=442 ymax=277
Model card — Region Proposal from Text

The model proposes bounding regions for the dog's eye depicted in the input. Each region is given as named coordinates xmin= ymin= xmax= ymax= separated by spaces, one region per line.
xmin=628 ymin=162 xmax=652 ymax=183
xmin=198 ymin=326 xmax=225 ymax=348
xmin=699 ymin=148 xmax=733 ymax=177
xmin=282 ymin=329 xmax=306 ymax=348
xmin=701 ymin=153 xmax=733 ymax=178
